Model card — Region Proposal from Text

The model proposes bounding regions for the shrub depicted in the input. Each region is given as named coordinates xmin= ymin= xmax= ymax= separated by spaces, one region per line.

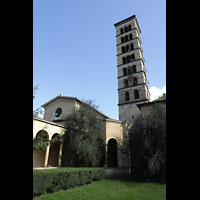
xmin=33 ymin=168 xmax=105 ymax=197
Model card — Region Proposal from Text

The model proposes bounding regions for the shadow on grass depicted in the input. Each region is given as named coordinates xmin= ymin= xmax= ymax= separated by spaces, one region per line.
xmin=105 ymin=174 xmax=165 ymax=186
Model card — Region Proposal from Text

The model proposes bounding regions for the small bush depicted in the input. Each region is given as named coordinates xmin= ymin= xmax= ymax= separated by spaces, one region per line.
xmin=33 ymin=168 xmax=105 ymax=197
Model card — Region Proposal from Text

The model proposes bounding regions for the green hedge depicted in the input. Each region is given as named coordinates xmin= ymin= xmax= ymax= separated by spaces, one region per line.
xmin=33 ymin=168 xmax=105 ymax=197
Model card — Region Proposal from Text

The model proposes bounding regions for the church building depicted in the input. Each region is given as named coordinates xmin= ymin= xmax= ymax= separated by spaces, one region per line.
xmin=33 ymin=15 xmax=166 ymax=170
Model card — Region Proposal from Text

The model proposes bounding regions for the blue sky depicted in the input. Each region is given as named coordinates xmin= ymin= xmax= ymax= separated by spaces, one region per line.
xmin=33 ymin=0 xmax=166 ymax=120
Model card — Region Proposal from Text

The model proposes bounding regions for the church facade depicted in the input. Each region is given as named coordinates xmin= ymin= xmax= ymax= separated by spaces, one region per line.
xmin=33 ymin=96 xmax=128 ymax=168
xmin=33 ymin=15 xmax=165 ymax=169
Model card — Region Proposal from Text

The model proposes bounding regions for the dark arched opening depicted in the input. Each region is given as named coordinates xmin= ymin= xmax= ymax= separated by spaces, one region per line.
xmin=123 ymin=68 xmax=127 ymax=76
xmin=125 ymin=91 xmax=130 ymax=101
xmin=124 ymin=79 xmax=129 ymax=87
xmin=107 ymin=138 xmax=118 ymax=167
xmin=48 ymin=134 xmax=61 ymax=167
xmin=134 ymin=89 xmax=140 ymax=99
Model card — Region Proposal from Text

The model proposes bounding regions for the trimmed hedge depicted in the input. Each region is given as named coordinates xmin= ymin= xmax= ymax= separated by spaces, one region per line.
xmin=33 ymin=168 xmax=105 ymax=197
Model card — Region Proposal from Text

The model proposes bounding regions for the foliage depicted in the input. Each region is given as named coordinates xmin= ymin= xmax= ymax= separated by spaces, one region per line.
xmin=33 ymin=168 xmax=105 ymax=197
xmin=34 ymin=178 xmax=166 ymax=200
xmin=61 ymin=100 xmax=106 ymax=167
xmin=33 ymin=85 xmax=38 ymax=100
xmin=33 ymin=130 xmax=60 ymax=150
xmin=33 ymin=130 xmax=49 ymax=150
xmin=153 ymin=93 xmax=166 ymax=102
xmin=33 ymin=85 xmax=44 ymax=118
xmin=129 ymin=104 xmax=166 ymax=182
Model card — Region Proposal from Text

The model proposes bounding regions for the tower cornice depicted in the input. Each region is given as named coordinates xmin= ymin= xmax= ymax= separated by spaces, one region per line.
xmin=114 ymin=15 xmax=141 ymax=33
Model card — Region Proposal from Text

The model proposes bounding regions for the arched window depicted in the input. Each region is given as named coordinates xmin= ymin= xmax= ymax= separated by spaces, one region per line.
xmin=121 ymin=37 xmax=124 ymax=43
xmin=126 ymin=45 xmax=129 ymax=52
xmin=126 ymin=56 xmax=129 ymax=63
xmin=127 ymin=67 xmax=131 ymax=75
xmin=134 ymin=89 xmax=139 ymax=99
xmin=125 ymin=92 xmax=130 ymax=101
xmin=133 ymin=77 xmax=138 ymax=86
xmin=124 ymin=79 xmax=129 ymax=87
xmin=120 ymin=28 xmax=123 ymax=34
xmin=127 ymin=55 xmax=131 ymax=63
xmin=125 ymin=35 xmax=128 ymax=42
xmin=122 ymin=57 xmax=126 ymax=64
xmin=123 ymin=68 xmax=127 ymax=76
xmin=128 ymin=25 xmax=131 ymax=31
xmin=131 ymin=43 xmax=134 ymax=50
xmin=131 ymin=65 xmax=136 ymax=74
xmin=131 ymin=54 xmax=135 ymax=61
xmin=125 ymin=26 xmax=128 ymax=32
xmin=129 ymin=34 xmax=133 ymax=40
xmin=121 ymin=46 xmax=125 ymax=53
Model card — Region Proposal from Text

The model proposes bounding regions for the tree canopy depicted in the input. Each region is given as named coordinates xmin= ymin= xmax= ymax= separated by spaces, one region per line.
xmin=153 ymin=93 xmax=166 ymax=102
xmin=129 ymin=104 xmax=166 ymax=182
xmin=61 ymin=100 xmax=105 ymax=167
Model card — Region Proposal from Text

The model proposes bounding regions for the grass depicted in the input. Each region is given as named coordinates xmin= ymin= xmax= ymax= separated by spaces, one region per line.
xmin=34 ymin=178 xmax=166 ymax=200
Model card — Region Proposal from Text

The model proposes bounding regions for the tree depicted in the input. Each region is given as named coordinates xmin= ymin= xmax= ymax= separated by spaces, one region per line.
xmin=33 ymin=85 xmax=43 ymax=118
xmin=61 ymin=100 xmax=106 ymax=167
xmin=129 ymin=104 xmax=166 ymax=182
xmin=153 ymin=93 xmax=166 ymax=102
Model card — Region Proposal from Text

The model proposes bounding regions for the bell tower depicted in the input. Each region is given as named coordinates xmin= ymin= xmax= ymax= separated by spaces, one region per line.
xmin=114 ymin=15 xmax=150 ymax=123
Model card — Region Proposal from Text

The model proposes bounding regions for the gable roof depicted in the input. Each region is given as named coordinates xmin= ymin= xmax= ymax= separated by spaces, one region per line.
xmin=41 ymin=95 xmax=110 ymax=119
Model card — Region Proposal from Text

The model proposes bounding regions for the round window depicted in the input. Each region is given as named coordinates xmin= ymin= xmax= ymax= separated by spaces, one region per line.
xmin=55 ymin=108 xmax=62 ymax=117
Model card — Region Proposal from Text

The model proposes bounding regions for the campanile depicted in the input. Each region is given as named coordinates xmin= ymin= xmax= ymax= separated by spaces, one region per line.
xmin=114 ymin=15 xmax=150 ymax=123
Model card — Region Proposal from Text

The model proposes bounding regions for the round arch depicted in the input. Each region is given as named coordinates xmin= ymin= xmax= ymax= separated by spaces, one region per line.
xmin=107 ymin=138 xmax=118 ymax=168
xmin=48 ymin=133 xmax=61 ymax=167
xmin=35 ymin=129 xmax=49 ymax=140
xmin=33 ymin=130 xmax=49 ymax=168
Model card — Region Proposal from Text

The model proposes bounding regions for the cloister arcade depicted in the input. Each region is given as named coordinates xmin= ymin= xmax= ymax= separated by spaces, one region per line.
xmin=33 ymin=117 xmax=128 ymax=169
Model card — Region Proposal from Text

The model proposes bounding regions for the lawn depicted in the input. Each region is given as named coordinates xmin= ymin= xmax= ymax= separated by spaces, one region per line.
xmin=34 ymin=178 xmax=166 ymax=200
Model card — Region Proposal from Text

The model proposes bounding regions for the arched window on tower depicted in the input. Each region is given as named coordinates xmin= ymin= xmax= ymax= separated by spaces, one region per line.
xmin=128 ymin=25 xmax=131 ymax=31
xmin=129 ymin=34 xmax=133 ymax=40
xmin=126 ymin=45 xmax=129 ymax=52
xmin=127 ymin=55 xmax=131 ymax=63
xmin=125 ymin=26 xmax=128 ymax=32
xmin=123 ymin=68 xmax=127 ymax=76
xmin=131 ymin=65 xmax=136 ymax=74
xmin=120 ymin=28 xmax=123 ymax=34
xmin=121 ymin=46 xmax=125 ymax=53
xmin=121 ymin=37 xmax=124 ymax=43
xmin=131 ymin=43 xmax=134 ymax=50
xmin=122 ymin=57 xmax=126 ymax=64
xmin=133 ymin=77 xmax=138 ymax=86
xmin=131 ymin=54 xmax=135 ymax=61
xmin=125 ymin=35 xmax=128 ymax=42
xmin=134 ymin=89 xmax=139 ymax=99
xmin=127 ymin=67 xmax=131 ymax=75
xmin=124 ymin=79 xmax=129 ymax=87
xmin=125 ymin=91 xmax=130 ymax=101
